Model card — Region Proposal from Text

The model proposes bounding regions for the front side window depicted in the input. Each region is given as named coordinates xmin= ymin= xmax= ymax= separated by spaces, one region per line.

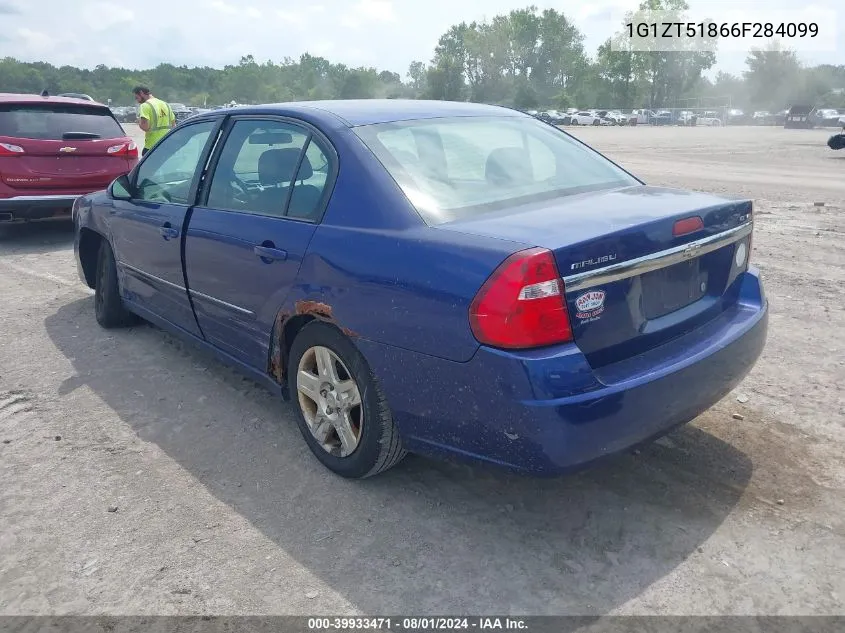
xmin=204 ymin=119 xmax=331 ymax=221
xmin=354 ymin=115 xmax=638 ymax=225
xmin=134 ymin=120 xmax=216 ymax=204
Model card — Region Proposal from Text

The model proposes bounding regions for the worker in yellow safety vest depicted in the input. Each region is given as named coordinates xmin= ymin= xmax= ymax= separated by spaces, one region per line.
xmin=132 ymin=85 xmax=176 ymax=155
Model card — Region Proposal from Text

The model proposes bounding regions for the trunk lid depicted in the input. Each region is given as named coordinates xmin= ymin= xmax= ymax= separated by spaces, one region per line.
xmin=0 ymin=102 xmax=134 ymax=195
xmin=440 ymin=185 xmax=754 ymax=367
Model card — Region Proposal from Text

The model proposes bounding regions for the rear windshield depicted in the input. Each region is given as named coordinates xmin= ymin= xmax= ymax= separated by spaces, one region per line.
xmin=0 ymin=104 xmax=125 ymax=140
xmin=353 ymin=115 xmax=638 ymax=224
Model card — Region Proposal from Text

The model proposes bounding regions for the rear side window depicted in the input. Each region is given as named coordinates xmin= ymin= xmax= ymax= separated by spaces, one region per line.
xmin=0 ymin=104 xmax=125 ymax=140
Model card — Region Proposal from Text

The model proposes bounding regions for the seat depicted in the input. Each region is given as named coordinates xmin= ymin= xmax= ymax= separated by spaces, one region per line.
xmin=255 ymin=148 xmax=321 ymax=220
xmin=485 ymin=147 xmax=534 ymax=187
xmin=288 ymin=184 xmax=322 ymax=219
xmin=254 ymin=148 xmax=302 ymax=215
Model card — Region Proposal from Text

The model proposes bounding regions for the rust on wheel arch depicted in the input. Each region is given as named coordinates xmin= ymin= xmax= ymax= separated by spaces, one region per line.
xmin=267 ymin=299 xmax=359 ymax=386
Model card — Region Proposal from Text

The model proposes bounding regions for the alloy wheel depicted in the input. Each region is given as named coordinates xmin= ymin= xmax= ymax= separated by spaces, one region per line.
xmin=296 ymin=345 xmax=364 ymax=458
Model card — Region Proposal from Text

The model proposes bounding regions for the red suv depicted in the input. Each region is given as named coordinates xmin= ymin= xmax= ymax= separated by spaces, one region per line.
xmin=0 ymin=93 xmax=138 ymax=224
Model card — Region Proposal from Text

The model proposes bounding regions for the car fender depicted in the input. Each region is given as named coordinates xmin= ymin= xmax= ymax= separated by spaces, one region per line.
xmin=74 ymin=190 xmax=114 ymax=241
xmin=264 ymin=224 xmax=525 ymax=387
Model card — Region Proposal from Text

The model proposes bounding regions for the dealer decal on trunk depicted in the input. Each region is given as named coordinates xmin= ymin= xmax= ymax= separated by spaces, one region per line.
xmin=575 ymin=290 xmax=606 ymax=322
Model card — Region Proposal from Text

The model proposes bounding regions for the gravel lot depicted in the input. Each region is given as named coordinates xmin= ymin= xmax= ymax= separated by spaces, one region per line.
xmin=1 ymin=123 xmax=843 ymax=615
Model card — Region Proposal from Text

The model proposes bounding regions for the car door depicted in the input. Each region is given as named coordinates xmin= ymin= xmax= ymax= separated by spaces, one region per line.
xmin=108 ymin=118 xmax=221 ymax=337
xmin=183 ymin=116 xmax=335 ymax=369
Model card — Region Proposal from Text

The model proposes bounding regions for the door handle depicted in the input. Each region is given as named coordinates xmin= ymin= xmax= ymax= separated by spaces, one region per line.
xmin=159 ymin=224 xmax=179 ymax=240
xmin=253 ymin=245 xmax=288 ymax=263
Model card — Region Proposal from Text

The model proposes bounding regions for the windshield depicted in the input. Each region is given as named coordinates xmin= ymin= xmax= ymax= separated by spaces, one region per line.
xmin=354 ymin=115 xmax=638 ymax=225
xmin=0 ymin=103 xmax=125 ymax=140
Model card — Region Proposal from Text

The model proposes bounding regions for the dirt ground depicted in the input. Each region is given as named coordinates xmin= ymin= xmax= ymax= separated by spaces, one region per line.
xmin=1 ymin=124 xmax=843 ymax=616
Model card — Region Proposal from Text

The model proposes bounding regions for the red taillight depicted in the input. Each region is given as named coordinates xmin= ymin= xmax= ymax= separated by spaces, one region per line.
xmin=469 ymin=247 xmax=573 ymax=350
xmin=107 ymin=141 xmax=138 ymax=159
xmin=0 ymin=142 xmax=24 ymax=157
xmin=673 ymin=216 xmax=704 ymax=236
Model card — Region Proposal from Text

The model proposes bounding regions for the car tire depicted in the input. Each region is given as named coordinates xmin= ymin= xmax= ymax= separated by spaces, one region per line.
xmin=287 ymin=320 xmax=406 ymax=479
xmin=593 ymin=119 xmax=600 ymax=126
xmin=94 ymin=239 xmax=137 ymax=328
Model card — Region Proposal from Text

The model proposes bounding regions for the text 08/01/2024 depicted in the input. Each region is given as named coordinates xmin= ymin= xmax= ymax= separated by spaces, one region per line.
xmin=307 ymin=617 xmax=529 ymax=631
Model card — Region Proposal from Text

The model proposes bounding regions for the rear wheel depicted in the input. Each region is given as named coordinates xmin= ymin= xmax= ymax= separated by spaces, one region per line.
xmin=287 ymin=321 xmax=406 ymax=478
xmin=94 ymin=240 xmax=137 ymax=328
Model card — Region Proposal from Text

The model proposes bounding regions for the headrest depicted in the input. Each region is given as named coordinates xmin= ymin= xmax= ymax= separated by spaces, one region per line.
xmin=485 ymin=147 xmax=533 ymax=186
xmin=257 ymin=148 xmax=313 ymax=186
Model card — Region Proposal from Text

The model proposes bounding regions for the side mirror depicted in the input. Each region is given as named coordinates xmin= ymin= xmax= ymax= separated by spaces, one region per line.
xmin=110 ymin=174 xmax=133 ymax=200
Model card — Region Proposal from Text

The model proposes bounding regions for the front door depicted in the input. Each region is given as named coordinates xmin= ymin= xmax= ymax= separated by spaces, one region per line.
xmin=184 ymin=117 xmax=334 ymax=368
xmin=109 ymin=120 xmax=219 ymax=337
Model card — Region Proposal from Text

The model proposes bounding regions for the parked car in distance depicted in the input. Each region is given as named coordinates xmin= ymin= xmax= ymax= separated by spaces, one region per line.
xmin=677 ymin=111 xmax=697 ymax=126
xmin=697 ymin=111 xmax=723 ymax=126
xmin=58 ymin=92 xmax=95 ymax=101
xmin=726 ymin=109 xmax=748 ymax=125
xmin=542 ymin=110 xmax=569 ymax=125
xmin=169 ymin=103 xmax=194 ymax=123
xmin=784 ymin=105 xmax=815 ymax=129
xmin=110 ymin=106 xmax=138 ymax=123
xmin=646 ymin=110 xmax=670 ymax=125
xmin=1 ymin=92 xmax=138 ymax=225
xmin=627 ymin=109 xmax=656 ymax=125
xmin=187 ymin=107 xmax=214 ymax=120
xmin=603 ymin=110 xmax=627 ymax=125
xmin=73 ymin=99 xmax=768 ymax=479
xmin=591 ymin=110 xmax=616 ymax=125
xmin=812 ymin=108 xmax=845 ymax=127
xmin=569 ymin=111 xmax=603 ymax=125
xmin=752 ymin=111 xmax=774 ymax=126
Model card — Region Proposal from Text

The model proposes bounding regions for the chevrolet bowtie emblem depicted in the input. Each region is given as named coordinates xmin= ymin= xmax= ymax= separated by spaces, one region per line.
xmin=58 ymin=146 xmax=77 ymax=153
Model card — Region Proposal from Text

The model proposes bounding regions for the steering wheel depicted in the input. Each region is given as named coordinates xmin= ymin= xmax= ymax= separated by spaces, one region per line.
xmin=230 ymin=173 xmax=250 ymax=196
xmin=147 ymin=186 xmax=173 ymax=203
xmin=225 ymin=174 xmax=252 ymax=207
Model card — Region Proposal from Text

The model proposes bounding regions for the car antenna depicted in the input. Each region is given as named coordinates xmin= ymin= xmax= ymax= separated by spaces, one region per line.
xmin=41 ymin=89 xmax=49 ymax=97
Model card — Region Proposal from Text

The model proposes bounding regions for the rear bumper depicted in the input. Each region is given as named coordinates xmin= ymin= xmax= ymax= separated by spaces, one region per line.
xmin=357 ymin=268 xmax=768 ymax=475
xmin=0 ymin=195 xmax=79 ymax=223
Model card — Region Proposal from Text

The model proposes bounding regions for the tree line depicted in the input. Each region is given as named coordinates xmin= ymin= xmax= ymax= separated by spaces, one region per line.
xmin=1 ymin=0 xmax=843 ymax=112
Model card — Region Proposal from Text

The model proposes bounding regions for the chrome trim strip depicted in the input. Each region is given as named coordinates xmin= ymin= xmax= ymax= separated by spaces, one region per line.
xmin=120 ymin=261 xmax=254 ymax=316
xmin=4 ymin=194 xmax=81 ymax=202
xmin=562 ymin=221 xmax=753 ymax=292
xmin=119 ymin=262 xmax=186 ymax=293
xmin=189 ymin=289 xmax=254 ymax=317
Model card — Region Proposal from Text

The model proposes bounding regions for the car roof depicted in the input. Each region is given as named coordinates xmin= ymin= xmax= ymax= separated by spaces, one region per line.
xmin=213 ymin=99 xmax=528 ymax=127
xmin=0 ymin=92 xmax=107 ymax=106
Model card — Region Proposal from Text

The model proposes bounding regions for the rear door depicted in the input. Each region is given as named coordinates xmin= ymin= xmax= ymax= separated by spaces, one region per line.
xmin=109 ymin=118 xmax=222 ymax=337
xmin=184 ymin=116 xmax=335 ymax=369
xmin=0 ymin=102 xmax=136 ymax=196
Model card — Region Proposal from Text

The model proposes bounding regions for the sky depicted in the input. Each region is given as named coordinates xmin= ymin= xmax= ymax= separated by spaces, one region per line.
xmin=0 ymin=0 xmax=842 ymax=79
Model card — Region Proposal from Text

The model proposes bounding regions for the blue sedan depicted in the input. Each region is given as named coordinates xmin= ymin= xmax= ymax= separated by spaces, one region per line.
xmin=73 ymin=99 xmax=768 ymax=478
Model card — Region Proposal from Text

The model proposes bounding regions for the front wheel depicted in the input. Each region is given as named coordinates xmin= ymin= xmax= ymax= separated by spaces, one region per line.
xmin=94 ymin=239 xmax=138 ymax=328
xmin=287 ymin=321 xmax=406 ymax=478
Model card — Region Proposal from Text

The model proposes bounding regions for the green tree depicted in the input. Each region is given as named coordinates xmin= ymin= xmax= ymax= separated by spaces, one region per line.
xmin=744 ymin=42 xmax=802 ymax=109
xmin=627 ymin=0 xmax=716 ymax=107
xmin=595 ymin=35 xmax=637 ymax=108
